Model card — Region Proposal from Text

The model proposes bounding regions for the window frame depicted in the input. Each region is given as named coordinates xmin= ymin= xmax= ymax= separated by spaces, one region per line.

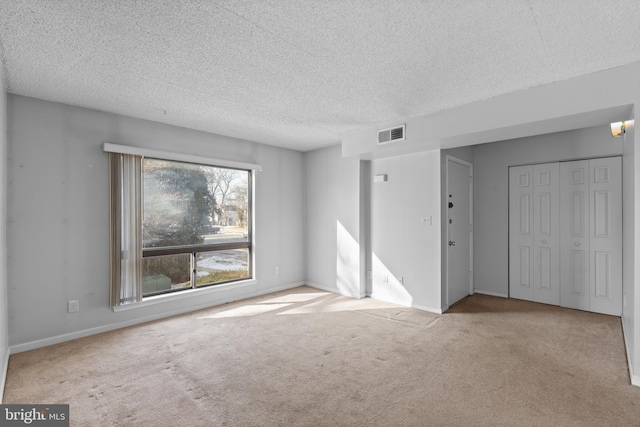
xmin=105 ymin=142 xmax=260 ymax=307
xmin=141 ymin=158 xmax=254 ymax=295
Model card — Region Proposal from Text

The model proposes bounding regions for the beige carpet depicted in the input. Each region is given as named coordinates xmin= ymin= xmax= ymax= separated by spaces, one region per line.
xmin=4 ymin=286 xmax=640 ymax=426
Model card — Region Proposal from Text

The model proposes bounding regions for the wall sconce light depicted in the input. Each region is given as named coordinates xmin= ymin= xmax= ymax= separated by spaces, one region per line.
xmin=611 ymin=121 xmax=626 ymax=137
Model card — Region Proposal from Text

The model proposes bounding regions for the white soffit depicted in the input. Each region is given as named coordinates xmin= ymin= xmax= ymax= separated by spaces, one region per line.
xmin=0 ymin=1 xmax=639 ymax=152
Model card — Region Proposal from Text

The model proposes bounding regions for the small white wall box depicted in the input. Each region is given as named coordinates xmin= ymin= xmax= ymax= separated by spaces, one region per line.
xmin=374 ymin=174 xmax=388 ymax=183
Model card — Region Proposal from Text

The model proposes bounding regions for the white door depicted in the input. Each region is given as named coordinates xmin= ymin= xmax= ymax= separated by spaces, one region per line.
xmin=511 ymin=157 xmax=622 ymax=315
xmin=588 ymin=157 xmax=622 ymax=316
xmin=447 ymin=157 xmax=472 ymax=306
xmin=509 ymin=165 xmax=534 ymax=301
xmin=560 ymin=160 xmax=590 ymax=311
xmin=532 ymin=163 xmax=560 ymax=305
xmin=509 ymin=163 xmax=560 ymax=305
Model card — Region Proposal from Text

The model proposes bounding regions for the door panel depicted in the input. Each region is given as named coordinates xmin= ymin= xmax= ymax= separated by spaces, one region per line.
xmin=518 ymin=246 xmax=530 ymax=288
xmin=594 ymin=251 xmax=611 ymax=299
xmin=519 ymin=194 xmax=530 ymax=234
xmin=538 ymin=247 xmax=551 ymax=290
xmin=570 ymin=250 xmax=586 ymax=296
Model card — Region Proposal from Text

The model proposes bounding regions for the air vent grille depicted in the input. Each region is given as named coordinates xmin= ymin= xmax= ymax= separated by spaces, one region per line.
xmin=378 ymin=130 xmax=391 ymax=144
xmin=377 ymin=124 xmax=405 ymax=145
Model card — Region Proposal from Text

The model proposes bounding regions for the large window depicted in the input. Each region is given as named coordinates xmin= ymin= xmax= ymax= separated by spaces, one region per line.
xmin=107 ymin=145 xmax=255 ymax=307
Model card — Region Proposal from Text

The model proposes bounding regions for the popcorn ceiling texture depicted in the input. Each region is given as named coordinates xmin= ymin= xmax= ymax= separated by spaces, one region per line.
xmin=0 ymin=0 xmax=639 ymax=151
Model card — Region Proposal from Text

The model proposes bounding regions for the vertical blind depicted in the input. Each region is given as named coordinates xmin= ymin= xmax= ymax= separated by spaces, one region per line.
xmin=109 ymin=153 xmax=143 ymax=306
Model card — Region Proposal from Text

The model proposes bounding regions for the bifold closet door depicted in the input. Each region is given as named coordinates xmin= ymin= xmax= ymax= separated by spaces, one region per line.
xmin=509 ymin=163 xmax=560 ymax=305
xmin=560 ymin=157 xmax=622 ymax=316
xmin=559 ymin=160 xmax=590 ymax=311
xmin=509 ymin=165 xmax=533 ymax=301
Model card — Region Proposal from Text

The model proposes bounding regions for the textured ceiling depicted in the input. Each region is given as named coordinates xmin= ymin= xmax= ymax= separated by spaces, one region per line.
xmin=1 ymin=1 xmax=639 ymax=151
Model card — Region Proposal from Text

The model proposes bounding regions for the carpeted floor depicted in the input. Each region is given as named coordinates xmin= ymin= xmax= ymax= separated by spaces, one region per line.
xmin=4 ymin=286 xmax=640 ymax=426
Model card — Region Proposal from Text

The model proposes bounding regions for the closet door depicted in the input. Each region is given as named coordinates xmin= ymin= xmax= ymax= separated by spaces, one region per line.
xmin=509 ymin=166 xmax=534 ymax=301
xmin=509 ymin=163 xmax=560 ymax=305
xmin=589 ymin=157 xmax=622 ymax=316
xmin=560 ymin=160 xmax=590 ymax=311
xmin=531 ymin=163 xmax=560 ymax=305
xmin=560 ymin=157 xmax=621 ymax=315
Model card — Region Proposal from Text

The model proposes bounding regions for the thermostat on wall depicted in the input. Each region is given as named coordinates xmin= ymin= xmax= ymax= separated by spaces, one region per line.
xmin=374 ymin=174 xmax=387 ymax=183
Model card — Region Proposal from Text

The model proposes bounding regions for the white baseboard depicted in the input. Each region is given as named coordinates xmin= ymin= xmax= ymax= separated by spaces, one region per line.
xmin=368 ymin=293 xmax=444 ymax=315
xmin=621 ymin=318 xmax=640 ymax=387
xmin=632 ymin=372 xmax=640 ymax=387
xmin=305 ymin=282 xmax=364 ymax=299
xmin=9 ymin=282 xmax=305 ymax=355
xmin=368 ymin=292 xmax=411 ymax=308
xmin=305 ymin=282 xmax=338 ymax=294
xmin=473 ymin=290 xmax=509 ymax=298
xmin=0 ymin=346 xmax=9 ymax=402
xmin=411 ymin=302 xmax=446 ymax=315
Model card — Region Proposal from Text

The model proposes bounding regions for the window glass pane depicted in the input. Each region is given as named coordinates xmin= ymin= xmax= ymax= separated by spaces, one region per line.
xmin=203 ymin=167 xmax=249 ymax=245
xmin=142 ymin=253 xmax=191 ymax=296
xmin=196 ymin=249 xmax=250 ymax=287
xmin=143 ymin=158 xmax=249 ymax=248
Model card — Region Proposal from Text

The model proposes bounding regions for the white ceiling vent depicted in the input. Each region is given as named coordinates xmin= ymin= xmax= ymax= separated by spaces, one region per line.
xmin=377 ymin=124 xmax=405 ymax=145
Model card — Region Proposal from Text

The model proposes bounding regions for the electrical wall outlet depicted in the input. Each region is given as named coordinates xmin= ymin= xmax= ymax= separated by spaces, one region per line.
xmin=68 ymin=300 xmax=79 ymax=313
xmin=274 ymin=266 xmax=280 ymax=275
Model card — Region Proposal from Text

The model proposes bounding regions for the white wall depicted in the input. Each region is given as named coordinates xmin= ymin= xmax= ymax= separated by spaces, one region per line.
xmin=622 ymin=113 xmax=637 ymax=384
xmin=0 ymin=63 xmax=9 ymax=398
xmin=370 ymin=150 xmax=442 ymax=312
xmin=6 ymin=95 xmax=305 ymax=350
xmin=304 ymin=145 xmax=363 ymax=297
xmin=473 ymin=125 xmax=623 ymax=297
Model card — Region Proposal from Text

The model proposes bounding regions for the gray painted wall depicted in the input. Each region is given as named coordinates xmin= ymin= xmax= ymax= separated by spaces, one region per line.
xmin=0 ymin=60 xmax=9 ymax=398
xmin=304 ymin=145 xmax=362 ymax=297
xmin=6 ymin=95 xmax=305 ymax=349
xmin=473 ymin=125 xmax=623 ymax=297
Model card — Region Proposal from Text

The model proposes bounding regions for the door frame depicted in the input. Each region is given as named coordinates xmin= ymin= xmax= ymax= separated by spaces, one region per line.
xmin=445 ymin=155 xmax=474 ymax=306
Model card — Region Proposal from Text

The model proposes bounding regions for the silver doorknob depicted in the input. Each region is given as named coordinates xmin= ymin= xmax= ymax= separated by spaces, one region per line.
xmin=449 ymin=241 xmax=456 ymax=246
xmin=542 ymin=240 xmax=547 ymax=244
xmin=575 ymin=242 xmax=581 ymax=246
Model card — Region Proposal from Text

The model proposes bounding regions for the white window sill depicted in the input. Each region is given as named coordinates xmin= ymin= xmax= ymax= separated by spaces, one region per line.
xmin=112 ymin=279 xmax=257 ymax=312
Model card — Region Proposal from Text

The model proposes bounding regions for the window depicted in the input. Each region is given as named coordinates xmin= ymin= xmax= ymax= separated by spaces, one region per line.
xmin=107 ymin=144 xmax=257 ymax=307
